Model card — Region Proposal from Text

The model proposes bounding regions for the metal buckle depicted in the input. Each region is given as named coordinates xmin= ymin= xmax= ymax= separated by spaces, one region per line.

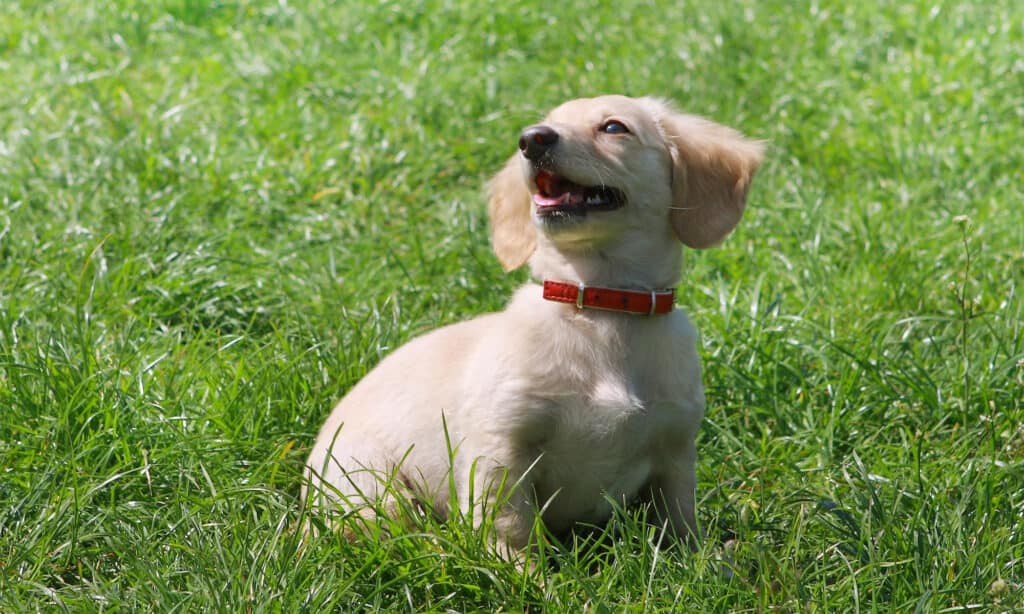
xmin=649 ymin=290 xmax=657 ymax=315
xmin=576 ymin=282 xmax=586 ymax=309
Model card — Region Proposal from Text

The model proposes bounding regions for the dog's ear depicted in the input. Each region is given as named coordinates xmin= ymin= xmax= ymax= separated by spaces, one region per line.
xmin=487 ymin=155 xmax=536 ymax=271
xmin=649 ymin=99 xmax=764 ymax=249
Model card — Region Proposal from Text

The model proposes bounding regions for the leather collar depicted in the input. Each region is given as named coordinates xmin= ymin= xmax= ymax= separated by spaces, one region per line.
xmin=542 ymin=280 xmax=675 ymax=315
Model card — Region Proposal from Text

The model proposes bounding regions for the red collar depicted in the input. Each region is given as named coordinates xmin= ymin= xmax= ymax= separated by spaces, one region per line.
xmin=542 ymin=280 xmax=675 ymax=315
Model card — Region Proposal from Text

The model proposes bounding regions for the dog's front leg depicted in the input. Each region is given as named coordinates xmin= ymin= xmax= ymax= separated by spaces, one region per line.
xmin=455 ymin=454 xmax=538 ymax=561
xmin=492 ymin=490 xmax=538 ymax=563
xmin=647 ymin=438 xmax=700 ymax=549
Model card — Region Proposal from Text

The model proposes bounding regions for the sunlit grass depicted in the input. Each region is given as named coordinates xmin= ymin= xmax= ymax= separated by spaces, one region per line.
xmin=1 ymin=0 xmax=1022 ymax=610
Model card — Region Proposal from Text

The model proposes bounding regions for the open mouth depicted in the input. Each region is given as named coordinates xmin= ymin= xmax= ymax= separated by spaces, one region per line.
xmin=532 ymin=170 xmax=626 ymax=218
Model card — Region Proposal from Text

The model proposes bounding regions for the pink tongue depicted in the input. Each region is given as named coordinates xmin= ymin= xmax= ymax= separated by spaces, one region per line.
xmin=534 ymin=192 xmax=571 ymax=207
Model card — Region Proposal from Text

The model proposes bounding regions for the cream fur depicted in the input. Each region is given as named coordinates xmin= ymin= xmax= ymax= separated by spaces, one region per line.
xmin=305 ymin=95 xmax=763 ymax=555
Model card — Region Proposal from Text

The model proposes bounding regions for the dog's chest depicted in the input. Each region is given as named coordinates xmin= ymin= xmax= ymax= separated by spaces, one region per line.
xmin=489 ymin=297 xmax=703 ymax=529
xmin=480 ymin=352 xmax=671 ymax=529
xmin=529 ymin=381 xmax=660 ymax=528
xmin=526 ymin=314 xmax=692 ymax=443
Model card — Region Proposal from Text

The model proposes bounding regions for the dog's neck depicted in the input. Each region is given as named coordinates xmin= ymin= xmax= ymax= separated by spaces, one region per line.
xmin=528 ymin=230 xmax=683 ymax=291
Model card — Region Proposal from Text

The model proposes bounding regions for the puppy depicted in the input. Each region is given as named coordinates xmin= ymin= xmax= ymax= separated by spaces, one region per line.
xmin=305 ymin=95 xmax=763 ymax=556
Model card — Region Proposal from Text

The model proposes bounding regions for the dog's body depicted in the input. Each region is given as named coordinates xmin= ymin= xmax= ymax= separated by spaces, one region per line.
xmin=306 ymin=95 xmax=762 ymax=554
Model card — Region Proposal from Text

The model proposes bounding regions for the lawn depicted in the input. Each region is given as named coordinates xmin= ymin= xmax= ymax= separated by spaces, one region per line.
xmin=1 ymin=0 xmax=1022 ymax=610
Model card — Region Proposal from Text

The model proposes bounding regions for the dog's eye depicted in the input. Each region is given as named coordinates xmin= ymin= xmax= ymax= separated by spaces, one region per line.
xmin=599 ymin=119 xmax=630 ymax=135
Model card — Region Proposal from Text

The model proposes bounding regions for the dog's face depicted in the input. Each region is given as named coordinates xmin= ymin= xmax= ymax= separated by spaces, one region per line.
xmin=518 ymin=96 xmax=675 ymax=244
xmin=488 ymin=95 xmax=764 ymax=271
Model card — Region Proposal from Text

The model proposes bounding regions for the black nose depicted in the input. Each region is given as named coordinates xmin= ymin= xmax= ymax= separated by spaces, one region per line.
xmin=518 ymin=125 xmax=559 ymax=161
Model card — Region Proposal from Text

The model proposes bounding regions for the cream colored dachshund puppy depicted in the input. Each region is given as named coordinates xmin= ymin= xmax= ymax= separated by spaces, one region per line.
xmin=305 ymin=95 xmax=763 ymax=555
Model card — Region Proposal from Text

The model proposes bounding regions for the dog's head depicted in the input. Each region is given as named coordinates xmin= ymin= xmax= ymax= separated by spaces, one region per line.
xmin=488 ymin=95 xmax=764 ymax=272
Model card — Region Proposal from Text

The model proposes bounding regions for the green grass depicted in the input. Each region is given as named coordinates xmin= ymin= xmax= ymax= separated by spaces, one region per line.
xmin=1 ymin=0 xmax=1022 ymax=610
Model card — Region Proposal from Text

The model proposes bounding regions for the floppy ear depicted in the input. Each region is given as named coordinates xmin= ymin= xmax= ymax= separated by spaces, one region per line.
xmin=487 ymin=155 xmax=536 ymax=271
xmin=651 ymin=100 xmax=764 ymax=249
